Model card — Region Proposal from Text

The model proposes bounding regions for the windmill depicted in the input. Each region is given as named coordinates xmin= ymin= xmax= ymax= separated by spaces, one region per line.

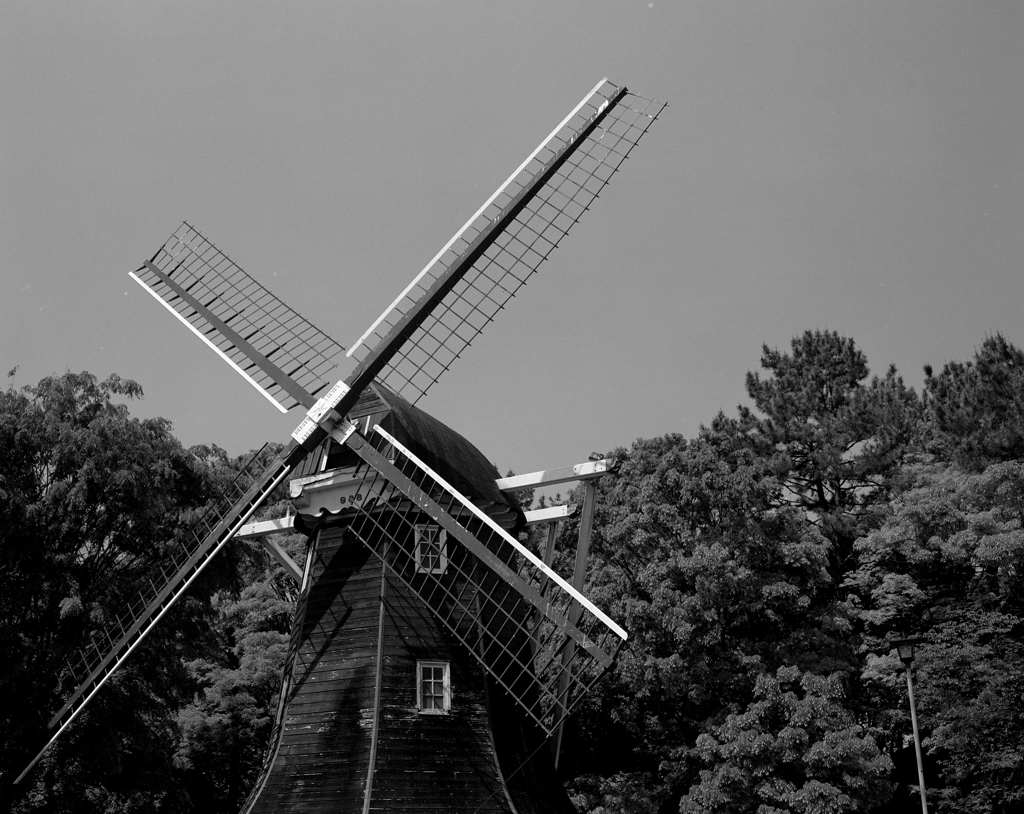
xmin=18 ymin=78 xmax=663 ymax=810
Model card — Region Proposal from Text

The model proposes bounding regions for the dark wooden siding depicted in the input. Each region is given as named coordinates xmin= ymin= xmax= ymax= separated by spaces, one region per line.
xmin=248 ymin=525 xmax=381 ymax=813
xmin=367 ymin=569 xmax=513 ymax=813
xmin=245 ymin=511 xmax=577 ymax=814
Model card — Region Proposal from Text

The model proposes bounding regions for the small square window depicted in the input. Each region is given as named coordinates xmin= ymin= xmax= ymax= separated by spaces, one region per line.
xmin=415 ymin=524 xmax=448 ymax=574
xmin=417 ymin=661 xmax=450 ymax=714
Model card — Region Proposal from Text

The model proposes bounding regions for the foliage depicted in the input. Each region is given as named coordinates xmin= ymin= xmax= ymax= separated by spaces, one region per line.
xmin=678 ymin=667 xmax=892 ymax=814
xmin=565 ymin=331 xmax=1020 ymax=813
xmin=924 ymin=333 xmax=1024 ymax=469
xmin=569 ymin=772 xmax=662 ymax=814
xmin=917 ymin=614 xmax=1024 ymax=814
xmin=0 ymin=372 xmax=295 ymax=814
xmin=563 ymin=430 xmax=852 ymax=811
xmin=741 ymin=331 xmax=919 ymax=577
xmin=847 ymin=460 xmax=1024 ymax=812
xmin=0 ymin=372 xmax=212 ymax=811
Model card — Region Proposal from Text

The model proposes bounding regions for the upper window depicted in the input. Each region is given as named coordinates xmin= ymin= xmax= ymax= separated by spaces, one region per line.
xmin=414 ymin=524 xmax=448 ymax=574
xmin=417 ymin=661 xmax=450 ymax=714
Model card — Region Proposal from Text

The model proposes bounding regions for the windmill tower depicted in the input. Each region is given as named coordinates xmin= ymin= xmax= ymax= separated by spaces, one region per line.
xmin=18 ymin=79 xmax=663 ymax=811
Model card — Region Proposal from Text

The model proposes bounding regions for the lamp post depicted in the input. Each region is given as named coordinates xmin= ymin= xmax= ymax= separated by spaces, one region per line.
xmin=892 ymin=637 xmax=928 ymax=814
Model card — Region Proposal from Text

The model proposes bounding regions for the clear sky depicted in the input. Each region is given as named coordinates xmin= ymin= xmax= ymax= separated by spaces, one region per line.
xmin=2 ymin=1 xmax=1022 ymax=479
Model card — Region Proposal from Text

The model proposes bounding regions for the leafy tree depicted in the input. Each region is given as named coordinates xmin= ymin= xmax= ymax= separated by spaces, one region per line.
xmin=173 ymin=569 xmax=293 ymax=809
xmin=0 ymin=371 xmax=300 ymax=814
xmin=924 ymin=332 xmax=1024 ymax=469
xmin=569 ymin=772 xmax=661 ymax=814
xmin=849 ymin=460 xmax=1024 ymax=812
xmin=919 ymin=614 xmax=1024 ymax=814
xmin=679 ymin=667 xmax=892 ymax=814
xmin=562 ymin=332 xmax=926 ymax=812
xmin=741 ymin=331 xmax=919 ymax=578
xmin=563 ymin=430 xmax=849 ymax=812
xmin=0 ymin=371 xmax=215 ymax=811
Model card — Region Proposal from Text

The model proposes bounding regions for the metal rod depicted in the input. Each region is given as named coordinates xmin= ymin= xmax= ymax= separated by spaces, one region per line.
xmin=904 ymin=662 xmax=929 ymax=814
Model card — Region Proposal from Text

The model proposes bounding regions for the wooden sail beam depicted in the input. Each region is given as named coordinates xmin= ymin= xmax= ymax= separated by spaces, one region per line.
xmin=342 ymin=427 xmax=622 ymax=650
xmin=495 ymin=458 xmax=618 ymax=491
xmin=523 ymin=504 xmax=578 ymax=525
xmin=553 ymin=477 xmax=599 ymax=767
xmin=346 ymin=81 xmax=649 ymax=406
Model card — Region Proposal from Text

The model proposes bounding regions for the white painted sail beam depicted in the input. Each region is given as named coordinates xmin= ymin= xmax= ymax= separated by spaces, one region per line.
xmin=236 ymin=516 xmax=296 ymax=539
xmin=495 ymin=458 xmax=617 ymax=492
xmin=235 ymin=516 xmax=303 ymax=584
xmin=523 ymin=505 xmax=577 ymax=525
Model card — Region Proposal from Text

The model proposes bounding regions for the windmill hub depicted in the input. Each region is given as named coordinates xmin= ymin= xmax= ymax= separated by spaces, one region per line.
xmin=291 ymin=380 xmax=352 ymax=445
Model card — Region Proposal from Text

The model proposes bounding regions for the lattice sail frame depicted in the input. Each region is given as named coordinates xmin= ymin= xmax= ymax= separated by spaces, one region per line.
xmin=339 ymin=424 xmax=626 ymax=735
xmin=348 ymin=78 xmax=665 ymax=405
xmin=131 ymin=223 xmax=346 ymax=412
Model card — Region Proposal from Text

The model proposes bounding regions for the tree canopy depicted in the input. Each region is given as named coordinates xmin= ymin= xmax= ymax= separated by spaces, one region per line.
xmin=924 ymin=332 xmax=1024 ymax=469
xmin=562 ymin=331 xmax=1022 ymax=813
xmin=0 ymin=372 xmax=297 ymax=813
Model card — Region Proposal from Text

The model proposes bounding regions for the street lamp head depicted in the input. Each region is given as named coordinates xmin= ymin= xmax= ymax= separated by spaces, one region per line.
xmin=891 ymin=636 xmax=926 ymax=665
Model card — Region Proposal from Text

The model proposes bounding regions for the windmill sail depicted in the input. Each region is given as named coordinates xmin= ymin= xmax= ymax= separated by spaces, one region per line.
xmin=17 ymin=445 xmax=296 ymax=784
xmin=20 ymin=78 xmax=661 ymax=788
xmin=347 ymin=78 xmax=665 ymax=405
xmin=130 ymin=223 xmax=346 ymax=413
xmin=336 ymin=424 xmax=626 ymax=735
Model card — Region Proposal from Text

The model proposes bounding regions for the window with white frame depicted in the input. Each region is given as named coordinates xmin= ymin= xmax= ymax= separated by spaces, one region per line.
xmin=417 ymin=661 xmax=450 ymax=713
xmin=414 ymin=524 xmax=448 ymax=574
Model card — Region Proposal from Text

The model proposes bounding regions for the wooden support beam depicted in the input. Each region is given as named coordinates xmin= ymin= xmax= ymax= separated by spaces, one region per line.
xmin=543 ymin=522 xmax=559 ymax=567
xmin=523 ymin=504 xmax=578 ymax=525
xmin=258 ymin=537 xmax=303 ymax=586
xmin=495 ymin=458 xmax=617 ymax=491
xmin=553 ymin=478 xmax=599 ymax=768
xmin=235 ymin=516 xmax=296 ymax=539
xmin=531 ymin=518 xmax=563 ymax=658
xmin=573 ymin=482 xmax=599 ymax=594
xmin=235 ymin=516 xmax=303 ymax=585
